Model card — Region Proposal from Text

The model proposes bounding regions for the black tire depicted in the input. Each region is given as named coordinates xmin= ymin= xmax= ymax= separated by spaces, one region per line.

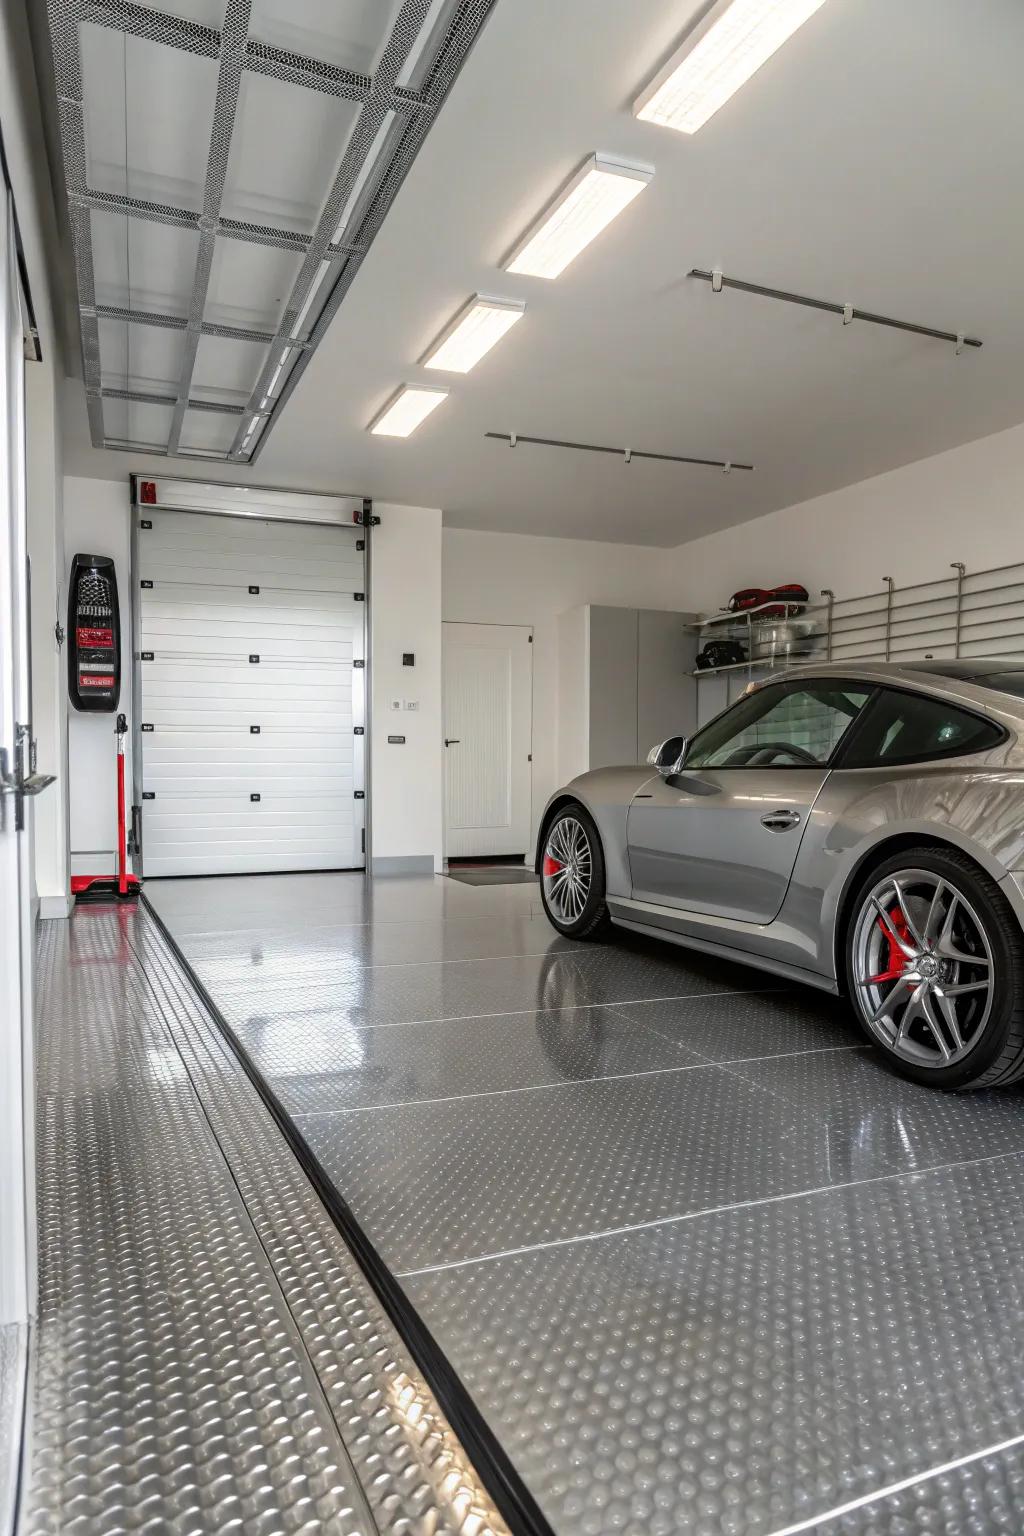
xmin=539 ymin=802 xmax=612 ymax=940
xmin=844 ymin=843 xmax=1024 ymax=1090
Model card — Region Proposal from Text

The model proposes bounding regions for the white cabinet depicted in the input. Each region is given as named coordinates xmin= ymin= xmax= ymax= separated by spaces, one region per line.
xmin=558 ymin=605 xmax=698 ymax=779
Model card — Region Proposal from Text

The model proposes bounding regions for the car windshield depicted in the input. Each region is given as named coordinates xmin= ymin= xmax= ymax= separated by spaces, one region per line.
xmin=686 ymin=682 xmax=871 ymax=769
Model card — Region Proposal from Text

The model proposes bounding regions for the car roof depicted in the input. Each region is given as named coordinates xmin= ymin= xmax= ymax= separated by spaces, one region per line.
xmin=780 ymin=658 xmax=1024 ymax=684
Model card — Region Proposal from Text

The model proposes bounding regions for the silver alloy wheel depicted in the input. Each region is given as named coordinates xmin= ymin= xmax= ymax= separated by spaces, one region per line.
xmin=543 ymin=816 xmax=593 ymax=926
xmin=852 ymin=867 xmax=994 ymax=1069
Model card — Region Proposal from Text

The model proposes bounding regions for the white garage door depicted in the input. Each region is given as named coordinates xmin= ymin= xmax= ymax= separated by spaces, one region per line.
xmin=136 ymin=508 xmax=365 ymax=876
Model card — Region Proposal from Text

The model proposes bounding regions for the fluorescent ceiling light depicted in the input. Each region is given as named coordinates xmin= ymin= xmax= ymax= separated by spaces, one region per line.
xmin=505 ymin=154 xmax=653 ymax=280
xmin=290 ymin=261 xmax=331 ymax=341
xmin=635 ymin=0 xmax=829 ymax=134
xmin=423 ymin=296 xmax=525 ymax=373
xmin=332 ymin=111 xmax=397 ymax=243
xmin=370 ymin=384 xmax=449 ymax=437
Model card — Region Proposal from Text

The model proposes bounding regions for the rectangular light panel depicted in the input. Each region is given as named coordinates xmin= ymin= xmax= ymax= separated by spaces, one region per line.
xmin=424 ymin=296 xmax=525 ymax=373
xmin=634 ymin=0 xmax=829 ymax=135
xmin=505 ymin=154 xmax=653 ymax=280
xmin=370 ymin=384 xmax=449 ymax=437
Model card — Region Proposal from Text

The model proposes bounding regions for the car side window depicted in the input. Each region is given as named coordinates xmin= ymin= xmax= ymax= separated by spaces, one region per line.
xmin=685 ymin=682 xmax=872 ymax=769
xmin=839 ymin=687 xmax=1004 ymax=768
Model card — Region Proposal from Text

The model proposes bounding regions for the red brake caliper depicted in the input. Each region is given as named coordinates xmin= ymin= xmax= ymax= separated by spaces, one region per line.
xmin=868 ymin=907 xmax=911 ymax=985
xmin=543 ymin=855 xmax=564 ymax=879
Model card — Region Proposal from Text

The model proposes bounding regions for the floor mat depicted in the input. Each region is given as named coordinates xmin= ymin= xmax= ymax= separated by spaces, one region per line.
xmin=447 ymin=867 xmax=538 ymax=886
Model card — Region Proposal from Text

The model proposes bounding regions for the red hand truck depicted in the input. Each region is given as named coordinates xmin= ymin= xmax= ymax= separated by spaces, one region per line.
xmin=71 ymin=712 xmax=141 ymax=902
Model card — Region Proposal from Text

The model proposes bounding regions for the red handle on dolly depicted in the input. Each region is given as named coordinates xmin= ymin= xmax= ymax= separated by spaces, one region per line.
xmin=116 ymin=712 xmax=128 ymax=897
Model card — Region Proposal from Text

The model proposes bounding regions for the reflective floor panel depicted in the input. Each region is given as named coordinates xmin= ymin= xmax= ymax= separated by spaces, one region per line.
xmin=146 ymin=872 xmax=1024 ymax=1536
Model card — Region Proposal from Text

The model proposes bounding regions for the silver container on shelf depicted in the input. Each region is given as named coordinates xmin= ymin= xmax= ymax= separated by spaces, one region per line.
xmin=748 ymin=618 xmax=823 ymax=662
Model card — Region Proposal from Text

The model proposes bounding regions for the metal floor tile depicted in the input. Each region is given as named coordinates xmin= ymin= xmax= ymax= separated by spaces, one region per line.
xmin=28 ymin=907 xmax=508 ymax=1536
xmin=296 ymin=1037 xmax=1024 ymax=1272
xmin=29 ymin=916 xmax=375 ymax=1536
xmin=616 ymin=988 xmax=862 ymax=1062
xmin=144 ymin=871 xmax=1024 ymax=1536
xmin=158 ymin=913 xmax=581 ymax=968
xmin=403 ymin=1154 xmax=1024 ymax=1536
xmin=810 ymin=1438 xmax=1024 ymax=1535
xmin=0 ymin=1325 xmax=25 ymax=1536
xmin=145 ymin=872 xmax=540 ymax=935
xmin=182 ymin=943 xmax=755 ymax=1035
xmin=238 ymin=1003 xmax=699 ymax=1115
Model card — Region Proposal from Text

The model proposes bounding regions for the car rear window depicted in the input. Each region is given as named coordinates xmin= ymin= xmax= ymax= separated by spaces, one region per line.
xmin=975 ymin=670 xmax=1024 ymax=700
xmin=840 ymin=687 xmax=1004 ymax=768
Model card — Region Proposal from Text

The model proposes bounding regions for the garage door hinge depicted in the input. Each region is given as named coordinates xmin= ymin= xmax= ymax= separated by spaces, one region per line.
xmin=141 ymin=723 xmax=153 ymax=733
xmin=141 ymin=651 xmax=154 ymax=661
xmin=140 ymin=579 xmax=153 ymax=589
xmin=250 ymin=793 xmax=261 ymax=802
xmin=248 ymin=585 xmax=260 ymax=595
xmin=249 ymin=653 xmax=260 ymax=663
xmin=353 ymin=658 xmax=365 ymax=668
xmin=250 ymin=725 xmax=261 ymax=733
xmin=140 ymin=519 xmax=152 ymax=529
xmin=143 ymin=791 xmax=155 ymax=800
xmin=356 ymin=539 xmax=364 ymax=551
xmin=354 ymin=726 xmax=364 ymax=735
xmin=354 ymin=592 xmax=364 ymax=601
xmin=354 ymin=790 xmax=365 ymax=799
xmin=528 ymin=634 xmax=533 ymax=642
xmin=355 ymin=501 xmax=380 ymax=527
xmin=528 ymin=753 xmax=532 ymax=761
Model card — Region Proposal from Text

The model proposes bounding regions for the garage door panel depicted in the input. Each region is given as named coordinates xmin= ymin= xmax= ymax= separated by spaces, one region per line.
xmin=138 ymin=506 xmax=363 ymax=874
xmin=141 ymin=592 xmax=358 ymax=625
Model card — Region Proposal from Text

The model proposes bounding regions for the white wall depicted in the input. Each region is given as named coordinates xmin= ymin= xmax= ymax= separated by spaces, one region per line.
xmin=63 ymin=476 xmax=133 ymax=874
xmin=442 ymin=527 xmax=685 ymax=841
xmin=670 ymin=419 xmax=1024 ymax=610
xmin=370 ymin=503 xmax=444 ymax=872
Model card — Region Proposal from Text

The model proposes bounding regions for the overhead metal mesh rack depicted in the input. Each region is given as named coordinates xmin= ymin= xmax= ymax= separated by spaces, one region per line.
xmin=46 ymin=0 xmax=496 ymax=462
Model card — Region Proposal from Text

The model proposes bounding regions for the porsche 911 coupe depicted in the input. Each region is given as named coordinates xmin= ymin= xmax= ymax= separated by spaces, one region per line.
xmin=537 ymin=659 xmax=1024 ymax=1090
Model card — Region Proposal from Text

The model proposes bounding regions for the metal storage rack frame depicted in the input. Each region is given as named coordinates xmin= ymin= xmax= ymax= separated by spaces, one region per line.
xmin=691 ymin=558 xmax=1024 ymax=726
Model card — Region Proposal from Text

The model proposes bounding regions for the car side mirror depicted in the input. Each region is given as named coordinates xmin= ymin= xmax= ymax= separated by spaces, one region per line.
xmin=646 ymin=736 xmax=687 ymax=776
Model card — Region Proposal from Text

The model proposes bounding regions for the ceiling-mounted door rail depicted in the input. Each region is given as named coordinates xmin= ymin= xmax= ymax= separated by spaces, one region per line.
xmin=485 ymin=431 xmax=753 ymax=472
xmin=689 ymin=269 xmax=982 ymax=351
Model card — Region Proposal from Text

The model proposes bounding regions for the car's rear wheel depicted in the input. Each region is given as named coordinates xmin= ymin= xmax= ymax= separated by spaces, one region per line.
xmin=540 ymin=804 xmax=611 ymax=940
xmin=845 ymin=845 xmax=1024 ymax=1089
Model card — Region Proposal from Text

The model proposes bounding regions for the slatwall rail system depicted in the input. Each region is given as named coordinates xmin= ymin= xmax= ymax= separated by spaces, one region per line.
xmin=692 ymin=559 xmax=1024 ymax=725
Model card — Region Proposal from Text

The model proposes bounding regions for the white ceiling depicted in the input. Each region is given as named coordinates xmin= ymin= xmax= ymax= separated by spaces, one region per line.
xmin=63 ymin=0 xmax=1024 ymax=547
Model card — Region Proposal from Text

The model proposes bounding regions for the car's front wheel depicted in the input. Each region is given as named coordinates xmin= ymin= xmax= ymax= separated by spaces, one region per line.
xmin=540 ymin=804 xmax=611 ymax=940
xmin=845 ymin=845 xmax=1024 ymax=1089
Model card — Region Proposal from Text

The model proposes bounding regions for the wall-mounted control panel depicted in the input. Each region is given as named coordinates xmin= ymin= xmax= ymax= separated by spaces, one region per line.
xmin=68 ymin=552 xmax=121 ymax=712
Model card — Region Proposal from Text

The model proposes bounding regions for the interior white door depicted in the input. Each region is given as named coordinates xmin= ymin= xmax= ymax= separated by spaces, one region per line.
xmin=0 ymin=190 xmax=33 ymax=1334
xmin=137 ymin=509 xmax=365 ymax=876
xmin=443 ymin=623 xmax=532 ymax=858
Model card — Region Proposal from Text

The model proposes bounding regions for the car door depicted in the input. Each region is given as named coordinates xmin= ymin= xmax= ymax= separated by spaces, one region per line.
xmin=627 ymin=679 xmax=872 ymax=923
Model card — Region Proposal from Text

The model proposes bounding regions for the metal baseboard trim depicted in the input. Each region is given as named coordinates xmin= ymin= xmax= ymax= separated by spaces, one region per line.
xmin=141 ymin=892 xmax=557 ymax=1536
xmin=370 ymin=854 xmax=435 ymax=876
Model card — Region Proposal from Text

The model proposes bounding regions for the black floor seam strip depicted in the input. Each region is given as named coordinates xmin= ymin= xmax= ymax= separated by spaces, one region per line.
xmin=141 ymin=893 xmax=556 ymax=1536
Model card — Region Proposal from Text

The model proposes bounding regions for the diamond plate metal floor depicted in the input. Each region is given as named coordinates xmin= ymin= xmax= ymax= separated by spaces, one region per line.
xmin=144 ymin=873 xmax=1024 ymax=1535
xmin=27 ymin=905 xmax=508 ymax=1536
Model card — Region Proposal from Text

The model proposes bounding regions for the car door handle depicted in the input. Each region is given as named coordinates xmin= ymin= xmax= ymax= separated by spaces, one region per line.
xmin=760 ymin=809 xmax=801 ymax=832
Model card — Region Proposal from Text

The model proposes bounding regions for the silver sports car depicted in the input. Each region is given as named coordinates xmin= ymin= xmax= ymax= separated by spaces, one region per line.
xmin=537 ymin=659 xmax=1024 ymax=1090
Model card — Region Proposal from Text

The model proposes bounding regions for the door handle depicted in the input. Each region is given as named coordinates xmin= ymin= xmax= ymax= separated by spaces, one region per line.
xmin=760 ymin=808 xmax=801 ymax=832
xmin=0 ymin=745 xmax=55 ymax=833
xmin=444 ymin=738 xmax=460 ymax=747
